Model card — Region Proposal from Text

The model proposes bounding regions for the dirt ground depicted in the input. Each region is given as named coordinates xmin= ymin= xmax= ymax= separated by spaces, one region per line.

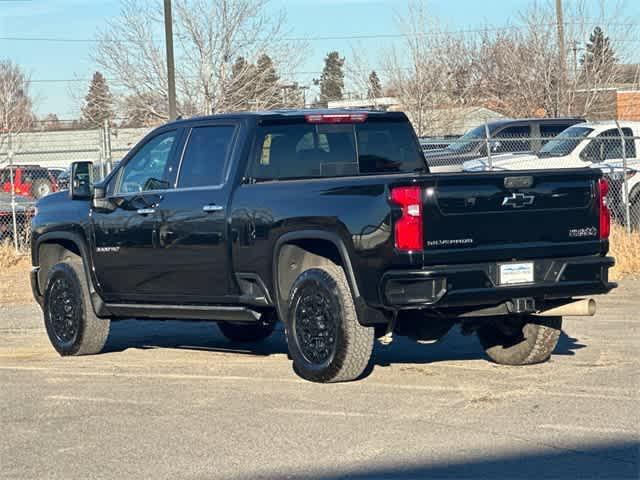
xmin=0 ymin=258 xmax=31 ymax=304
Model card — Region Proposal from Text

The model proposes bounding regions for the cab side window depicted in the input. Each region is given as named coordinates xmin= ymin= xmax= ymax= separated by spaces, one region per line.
xmin=178 ymin=126 xmax=236 ymax=188
xmin=494 ymin=125 xmax=531 ymax=152
xmin=581 ymin=128 xmax=635 ymax=162
xmin=115 ymin=131 xmax=177 ymax=194
xmin=540 ymin=124 xmax=570 ymax=146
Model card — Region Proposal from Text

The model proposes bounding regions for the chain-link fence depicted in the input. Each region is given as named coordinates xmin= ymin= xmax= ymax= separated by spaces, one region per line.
xmin=0 ymin=121 xmax=150 ymax=251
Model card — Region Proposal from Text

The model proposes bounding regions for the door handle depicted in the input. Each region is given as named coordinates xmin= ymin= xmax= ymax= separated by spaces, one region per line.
xmin=202 ymin=204 xmax=224 ymax=213
xmin=136 ymin=208 xmax=156 ymax=215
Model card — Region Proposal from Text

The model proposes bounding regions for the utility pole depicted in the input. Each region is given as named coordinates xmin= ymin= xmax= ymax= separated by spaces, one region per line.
xmin=571 ymin=41 xmax=578 ymax=81
xmin=163 ymin=0 xmax=177 ymax=121
xmin=555 ymin=0 xmax=566 ymax=116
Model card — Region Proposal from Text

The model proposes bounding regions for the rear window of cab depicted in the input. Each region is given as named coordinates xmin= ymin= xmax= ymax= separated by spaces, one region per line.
xmin=249 ymin=119 xmax=426 ymax=181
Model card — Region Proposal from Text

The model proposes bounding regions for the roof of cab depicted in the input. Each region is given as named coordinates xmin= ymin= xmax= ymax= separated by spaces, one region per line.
xmin=164 ymin=109 xmax=407 ymax=127
xmin=485 ymin=117 xmax=585 ymax=128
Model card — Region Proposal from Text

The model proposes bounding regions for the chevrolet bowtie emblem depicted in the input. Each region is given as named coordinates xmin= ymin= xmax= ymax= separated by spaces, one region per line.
xmin=502 ymin=192 xmax=535 ymax=208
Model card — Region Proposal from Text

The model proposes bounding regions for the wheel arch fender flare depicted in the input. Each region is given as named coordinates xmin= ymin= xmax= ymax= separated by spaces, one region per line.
xmin=33 ymin=231 xmax=106 ymax=314
xmin=272 ymin=230 xmax=361 ymax=321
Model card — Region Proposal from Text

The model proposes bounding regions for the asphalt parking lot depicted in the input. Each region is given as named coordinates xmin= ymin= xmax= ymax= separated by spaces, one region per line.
xmin=1 ymin=280 xmax=639 ymax=479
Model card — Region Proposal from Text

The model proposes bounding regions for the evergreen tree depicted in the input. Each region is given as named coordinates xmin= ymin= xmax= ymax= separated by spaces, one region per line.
xmin=580 ymin=27 xmax=617 ymax=73
xmin=231 ymin=56 xmax=251 ymax=79
xmin=81 ymin=71 xmax=114 ymax=127
xmin=42 ymin=113 xmax=61 ymax=130
xmin=317 ymin=51 xmax=345 ymax=103
xmin=255 ymin=54 xmax=279 ymax=106
xmin=229 ymin=56 xmax=254 ymax=111
xmin=367 ymin=70 xmax=382 ymax=99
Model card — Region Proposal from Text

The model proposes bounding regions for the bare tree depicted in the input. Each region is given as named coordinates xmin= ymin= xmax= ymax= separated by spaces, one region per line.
xmin=469 ymin=10 xmax=560 ymax=118
xmin=0 ymin=60 xmax=34 ymax=152
xmin=374 ymin=0 xmax=637 ymax=132
xmin=95 ymin=0 xmax=306 ymax=121
xmin=381 ymin=1 xmax=476 ymax=135
xmin=469 ymin=1 xmax=636 ymax=118
xmin=345 ymin=45 xmax=389 ymax=106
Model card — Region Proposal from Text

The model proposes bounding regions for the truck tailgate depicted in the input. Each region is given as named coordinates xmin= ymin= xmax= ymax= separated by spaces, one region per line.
xmin=404 ymin=169 xmax=606 ymax=265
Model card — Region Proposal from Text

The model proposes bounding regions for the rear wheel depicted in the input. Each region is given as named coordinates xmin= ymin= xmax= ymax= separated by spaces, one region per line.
xmin=217 ymin=311 xmax=277 ymax=343
xmin=285 ymin=264 xmax=374 ymax=383
xmin=477 ymin=315 xmax=562 ymax=365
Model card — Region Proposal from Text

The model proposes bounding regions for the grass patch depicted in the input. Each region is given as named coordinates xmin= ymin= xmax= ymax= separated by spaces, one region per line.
xmin=609 ymin=224 xmax=640 ymax=281
xmin=0 ymin=242 xmax=32 ymax=304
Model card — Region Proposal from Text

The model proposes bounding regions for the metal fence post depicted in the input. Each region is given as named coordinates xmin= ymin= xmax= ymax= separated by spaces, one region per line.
xmin=97 ymin=126 xmax=106 ymax=180
xmin=484 ymin=122 xmax=493 ymax=170
xmin=104 ymin=119 xmax=113 ymax=175
xmin=614 ymin=120 xmax=631 ymax=233
xmin=7 ymin=133 xmax=19 ymax=252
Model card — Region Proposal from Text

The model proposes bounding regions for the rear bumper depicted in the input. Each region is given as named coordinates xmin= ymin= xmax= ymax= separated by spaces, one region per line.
xmin=380 ymin=255 xmax=616 ymax=309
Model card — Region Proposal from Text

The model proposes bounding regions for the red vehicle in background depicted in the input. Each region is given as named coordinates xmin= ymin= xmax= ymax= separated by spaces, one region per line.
xmin=0 ymin=165 xmax=58 ymax=200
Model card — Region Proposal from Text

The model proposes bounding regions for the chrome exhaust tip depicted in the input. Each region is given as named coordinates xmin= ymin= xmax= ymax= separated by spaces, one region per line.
xmin=537 ymin=298 xmax=596 ymax=317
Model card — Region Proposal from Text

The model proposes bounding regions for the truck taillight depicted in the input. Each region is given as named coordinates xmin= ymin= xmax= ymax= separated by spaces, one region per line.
xmin=598 ymin=178 xmax=610 ymax=240
xmin=304 ymin=113 xmax=368 ymax=124
xmin=390 ymin=186 xmax=423 ymax=252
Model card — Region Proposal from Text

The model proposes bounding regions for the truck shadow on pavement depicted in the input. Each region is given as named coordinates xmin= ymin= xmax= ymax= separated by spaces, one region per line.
xmin=102 ymin=320 xmax=586 ymax=370
xmin=102 ymin=319 xmax=290 ymax=356
xmin=249 ymin=441 xmax=639 ymax=480
xmin=366 ymin=329 xmax=584 ymax=378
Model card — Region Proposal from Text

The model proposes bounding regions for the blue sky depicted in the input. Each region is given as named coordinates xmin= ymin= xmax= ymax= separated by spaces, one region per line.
xmin=1 ymin=0 xmax=638 ymax=117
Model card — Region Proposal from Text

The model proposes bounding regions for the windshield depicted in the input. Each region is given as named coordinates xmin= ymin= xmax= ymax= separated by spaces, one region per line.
xmin=538 ymin=126 xmax=593 ymax=158
xmin=445 ymin=125 xmax=487 ymax=153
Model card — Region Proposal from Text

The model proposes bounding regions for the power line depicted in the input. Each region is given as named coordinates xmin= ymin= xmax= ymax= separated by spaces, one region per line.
xmin=1 ymin=21 xmax=638 ymax=44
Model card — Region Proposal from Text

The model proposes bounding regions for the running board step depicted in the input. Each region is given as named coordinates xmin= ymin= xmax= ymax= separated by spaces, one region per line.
xmin=104 ymin=303 xmax=262 ymax=322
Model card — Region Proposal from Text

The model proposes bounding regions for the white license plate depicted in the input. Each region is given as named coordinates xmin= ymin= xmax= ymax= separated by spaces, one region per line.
xmin=499 ymin=262 xmax=534 ymax=285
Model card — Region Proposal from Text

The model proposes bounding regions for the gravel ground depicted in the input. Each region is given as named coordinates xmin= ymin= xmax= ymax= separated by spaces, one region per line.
xmin=1 ymin=280 xmax=639 ymax=479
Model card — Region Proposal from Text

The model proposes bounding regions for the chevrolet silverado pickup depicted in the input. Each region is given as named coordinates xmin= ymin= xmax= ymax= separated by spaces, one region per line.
xmin=30 ymin=110 xmax=615 ymax=383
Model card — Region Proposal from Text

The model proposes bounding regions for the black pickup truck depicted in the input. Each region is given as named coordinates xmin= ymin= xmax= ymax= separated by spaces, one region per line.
xmin=30 ymin=110 xmax=615 ymax=383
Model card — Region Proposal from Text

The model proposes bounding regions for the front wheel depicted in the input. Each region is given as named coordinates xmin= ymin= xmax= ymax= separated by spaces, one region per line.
xmin=477 ymin=315 xmax=562 ymax=365
xmin=43 ymin=259 xmax=110 ymax=356
xmin=285 ymin=264 xmax=374 ymax=383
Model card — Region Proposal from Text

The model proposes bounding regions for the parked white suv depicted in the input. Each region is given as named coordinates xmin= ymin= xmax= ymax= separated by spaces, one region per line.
xmin=463 ymin=121 xmax=640 ymax=224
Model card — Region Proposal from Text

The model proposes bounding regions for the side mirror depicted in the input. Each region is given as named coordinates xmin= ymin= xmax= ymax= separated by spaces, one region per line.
xmin=91 ymin=185 xmax=115 ymax=211
xmin=69 ymin=161 xmax=93 ymax=200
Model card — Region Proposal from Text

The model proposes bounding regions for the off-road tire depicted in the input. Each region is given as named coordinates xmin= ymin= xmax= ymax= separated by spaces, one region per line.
xmin=477 ymin=315 xmax=562 ymax=365
xmin=285 ymin=264 xmax=374 ymax=383
xmin=218 ymin=311 xmax=277 ymax=343
xmin=43 ymin=258 xmax=110 ymax=356
xmin=31 ymin=178 xmax=52 ymax=199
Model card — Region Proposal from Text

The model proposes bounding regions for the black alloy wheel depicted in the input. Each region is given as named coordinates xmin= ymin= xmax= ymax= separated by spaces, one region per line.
xmin=291 ymin=283 xmax=339 ymax=366
xmin=285 ymin=264 xmax=374 ymax=383
xmin=46 ymin=276 xmax=82 ymax=349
